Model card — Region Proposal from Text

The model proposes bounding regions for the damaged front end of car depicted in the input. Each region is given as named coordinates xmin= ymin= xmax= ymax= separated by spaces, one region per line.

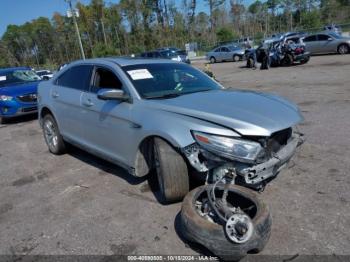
xmin=182 ymin=127 xmax=304 ymax=191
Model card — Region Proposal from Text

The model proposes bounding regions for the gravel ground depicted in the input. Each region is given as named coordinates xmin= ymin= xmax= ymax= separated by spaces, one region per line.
xmin=0 ymin=54 xmax=349 ymax=258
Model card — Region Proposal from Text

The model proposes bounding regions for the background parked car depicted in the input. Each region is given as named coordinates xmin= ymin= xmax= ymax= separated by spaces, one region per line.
xmin=323 ymin=24 xmax=342 ymax=35
xmin=206 ymin=45 xmax=245 ymax=63
xmin=157 ymin=48 xmax=191 ymax=64
xmin=140 ymin=48 xmax=190 ymax=64
xmin=303 ymin=32 xmax=350 ymax=55
xmin=36 ymin=69 xmax=54 ymax=80
xmin=0 ymin=67 xmax=41 ymax=124
xmin=57 ymin=63 xmax=69 ymax=71
xmin=238 ymin=37 xmax=254 ymax=49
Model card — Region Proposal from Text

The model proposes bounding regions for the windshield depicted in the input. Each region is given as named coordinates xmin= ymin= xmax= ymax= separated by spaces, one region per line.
xmin=122 ymin=63 xmax=222 ymax=99
xmin=0 ymin=70 xmax=41 ymax=87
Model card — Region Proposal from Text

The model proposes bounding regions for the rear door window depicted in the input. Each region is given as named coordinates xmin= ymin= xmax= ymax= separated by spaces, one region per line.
xmin=317 ymin=34 xmax=330 ymax=41
xmin=303 ymin=35 xmax=317 ymax=42
xmin=56 ymin=65 xmax=93 ymax=91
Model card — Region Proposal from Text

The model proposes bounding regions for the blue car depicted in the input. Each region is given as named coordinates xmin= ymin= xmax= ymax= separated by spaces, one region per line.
xmin=0 ymin=67 xmax=41 ymax=124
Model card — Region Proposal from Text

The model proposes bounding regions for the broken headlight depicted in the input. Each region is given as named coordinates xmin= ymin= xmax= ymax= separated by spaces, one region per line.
xmin=192 ymin=131 xmax=263 ymax=163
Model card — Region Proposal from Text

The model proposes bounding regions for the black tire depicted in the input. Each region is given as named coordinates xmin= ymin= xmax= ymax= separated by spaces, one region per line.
xmin=42 ymin=114 xmax=66 ymax=155
xmin=281 ymin=54 xmax=293 ymax=66
xmin=337 ymin=44 xmax=349 ymax=55
xmin=153 ymin=137 xmax=189 ymax=203
xmin=210 ymin=57 xmax=216 ymax=64
xmin=246 ymin=57 xmax=254 ymax=68
xmin=233 ymin=55 xmax=240 ymax=62
xmin=260 ymin=57 xmax=270 ymax=70
xmin=180 ymin=185 xmax=272 ymax=261
xmin=300 ymin=55 xmax=310 ymax=64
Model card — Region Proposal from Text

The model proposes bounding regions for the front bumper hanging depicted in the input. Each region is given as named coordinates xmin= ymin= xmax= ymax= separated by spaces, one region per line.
xmin=183 ymin=133 xmax=304 ymax=188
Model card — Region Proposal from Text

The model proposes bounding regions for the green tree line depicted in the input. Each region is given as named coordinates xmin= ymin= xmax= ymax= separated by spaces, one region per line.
xmin=0 ymin=0 xmax=349 ymax=68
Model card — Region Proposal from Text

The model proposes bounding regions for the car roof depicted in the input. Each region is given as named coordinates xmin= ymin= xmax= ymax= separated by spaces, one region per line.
xmin=0 ymin=67 xmax=31 ymax=74
xmin=211 ymin=44 xmax=240 ymax=50
xmin=68 ymin=57 xmax=179 ymax=67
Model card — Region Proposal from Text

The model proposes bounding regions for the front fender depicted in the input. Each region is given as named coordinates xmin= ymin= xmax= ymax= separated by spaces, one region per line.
xmin=128 ymin=106 xmax=239 ymax=175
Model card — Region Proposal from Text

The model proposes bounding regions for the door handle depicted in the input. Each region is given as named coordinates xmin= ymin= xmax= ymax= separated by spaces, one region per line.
xmin=82 ymin=99 xmax=94 ymax=107
xmin=52 ymin=91 xmax=59 ymax=98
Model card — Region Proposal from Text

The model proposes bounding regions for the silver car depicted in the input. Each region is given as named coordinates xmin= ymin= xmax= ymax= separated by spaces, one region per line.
xmin=38 ymin=58 xmax=303 ymax=202
xmin=36 ymin=70 xmax=54 ymax=80
xmin=303 ymin=32 xmax=350 ymax=54
xmin=206 ymin=45 xmax=245 ymax=63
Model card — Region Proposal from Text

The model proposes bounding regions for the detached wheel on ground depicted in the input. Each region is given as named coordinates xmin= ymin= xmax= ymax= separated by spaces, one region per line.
xmin=210 ymin=57 xmax=216 ymax=64
xmin=153 ymin=137 xmax=189 ymax=203
xmin=233 ymin=55 xmax=240 ymax=62
xmin=338 ymin=44 xmax=349 ymax=55
xmin=180 ymin=185 xmax=272 ymax=261
xmin=42 ymin=114 xmax=66 ymax=155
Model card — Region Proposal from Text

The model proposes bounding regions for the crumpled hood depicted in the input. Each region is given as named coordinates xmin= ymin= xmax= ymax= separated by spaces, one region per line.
xmin=0 ymin=81 xmax=39 ymax=97
xmin=145 ymin=89 xmax=303 ymax=136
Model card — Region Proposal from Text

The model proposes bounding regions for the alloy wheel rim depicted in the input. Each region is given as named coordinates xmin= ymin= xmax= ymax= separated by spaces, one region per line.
xmin=44 ymin=120 xmax=58 ymax=150
xmin=339 ymin=45 xmax=348 ymax=54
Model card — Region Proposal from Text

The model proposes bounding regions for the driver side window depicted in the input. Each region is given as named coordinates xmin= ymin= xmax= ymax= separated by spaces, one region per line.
xmin=90 ymin=67 xmax=123 ymax=93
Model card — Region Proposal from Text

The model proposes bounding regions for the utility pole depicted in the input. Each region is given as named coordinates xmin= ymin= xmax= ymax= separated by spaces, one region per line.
xmin=65 ymin=0 xmax=85 ymax=60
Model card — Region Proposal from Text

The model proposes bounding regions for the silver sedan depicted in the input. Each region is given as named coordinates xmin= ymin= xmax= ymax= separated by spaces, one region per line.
xmin=206 ymin=45 xmax=245 ymax=63
xmin=303 ymin=32 xmax=350 ymax=55
xmin=38 ymin=58 xmax=303 ymax=202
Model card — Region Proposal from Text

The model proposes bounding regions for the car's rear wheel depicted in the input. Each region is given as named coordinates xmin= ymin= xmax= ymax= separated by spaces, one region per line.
xmin=210 ymin=57 xmax=216 ymax=64
xmin=42 ymin=114 xmax=66 ymax=155
xmin=338 ymin=44 xmax=349 ymax=54
xmin=233 ymin=55 xmax=240 ymax=62
xmin=153 ymin=137 xmax=189 ymax=203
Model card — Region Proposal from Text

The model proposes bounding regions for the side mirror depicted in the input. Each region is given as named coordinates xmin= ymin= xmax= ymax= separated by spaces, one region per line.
xmin=327 ymin=37 xmax=333 ymax=41
xmin=97 ymin=88 xmax=129 ymax=102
